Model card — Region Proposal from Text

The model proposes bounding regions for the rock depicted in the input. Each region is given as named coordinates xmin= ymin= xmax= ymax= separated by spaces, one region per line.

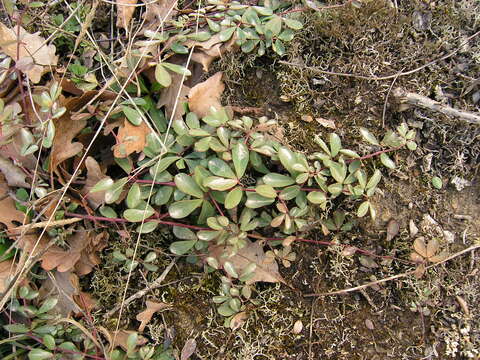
xmin=443 ymin=230 xmax=455 ymax=244
xmin=409 ymin=220 xmax=419 ymax=237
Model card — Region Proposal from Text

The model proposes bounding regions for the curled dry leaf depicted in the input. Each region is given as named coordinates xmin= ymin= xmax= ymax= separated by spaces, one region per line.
xmin=136 ymin=300 xmax=170 ymax=332
xmin=0 ymin=260 xmax=15 ymax=293
xmin=113 ymin=119 xmax=152 ymax=158
xmin=188 ymin=72 xmax=224 ymax=118
xmin=413 ymin=237 xmax=428 ymax=258
xmin=230 ymin=311 xmax=248 ymax=331
xmin=116 ymin=0 xmax=138 ymax=29
xmin=455 ymin=295 xmax=469 ymax=316
xmin=293 ymin=320 xmax=303 ymax=334
xmin=41 ymin=229 xmax=107 ymax=276
xmin=411 ymin=237 xmax=447 ymax=263
xmin=209 ymin=240 xmax=285 ymax=285
xmin=81 ymin=156 xmax=111 ymax=209
xmin=180 ymin=338 xmax=197 ymax=360
xmin=316 ymin=117 xmax=336 ymax=129
xmin=386 ymin=219 xmax=400 ymax=241
xmin=0 ymin=155 xmax=30 ymax=188
xmin=0 ymin=23 xmax=58 ymax=83
xmin=39 ymin=271 xmax=82 ymax=317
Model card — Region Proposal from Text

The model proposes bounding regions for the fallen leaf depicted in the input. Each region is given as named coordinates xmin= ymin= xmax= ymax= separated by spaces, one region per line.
xmin=0 ymin=23 xmax=58 ymax=83
xmin=365 ymin=319 xmax=374 ymax=330
xmin=209 ymin=240 xmax=285 ymax=285
xmin=0 ymin=155 xmax=30 ymax=188
xmin=293 ymin=320 xmax=303 ymax=334
xmin=409 ymin=219 xmax=418 ymax=237
xmin=141 ymin=0 xmax=177 ymax=34
xmin=0 ymin=174 xmax=28 ymax=229
xmin=39 ymin=271 xmax=82 ymax=317
xmin=315 ymin=117 xmax=336 ymax=129
xmin=101 ymin=329 xmax=147 ymax=352
xmin=136 ymin=300 xmax=170 ymax=332
xmin=386 ymin=219 xmax=400 ymax=241
xmin=81 ymin=157 xmax=111 ymax=209
xmin=181 ymin=338 xmax=197 ymax=360
xmin=113 ymin=119 xmax=152 ymax=158
xmin=341 ymin=246 xmax=357 ymax=256
xmin=41 ymin=229 xmax=107 ymax=276
xmin=301 ymin=115 xmax=313 ymax=123
xmin=116 ymin=0 xmax=138 ymax=29
xmin=188 ymin=72 xmax=224 ymax=118
xmin=0 ymin=260 xmax=15 ymax=293
xmin=230 ymin=311 xmax=247 ymax=330
xmin=157 ymin=71 xmax=190 ymax=121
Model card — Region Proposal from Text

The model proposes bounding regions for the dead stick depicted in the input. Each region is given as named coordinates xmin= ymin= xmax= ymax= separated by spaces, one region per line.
xmin=305 ymin=243 xmax=480 ymax=297
xmin=392 ymin=87 xmax=480 ymax=125
xmin=105 ymin=259 xmax=176 ymax=318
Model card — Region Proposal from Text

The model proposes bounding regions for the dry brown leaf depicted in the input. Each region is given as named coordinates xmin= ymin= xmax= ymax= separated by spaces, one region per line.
xmin=188 ymin=72 xmax=224 ymax=118
xmin=116 ymin=0 xmax=138 ymax=29
xmin=426 ymin=238 xmax=439 ymax=258
xmin=107 ymin=330 xmax=147 ymax=351
xmin=0 ymin=260 xmax=15 ymax=293
xmin=157 ymin=71 xmax=190 ymax=121
xmin=315 ymin=117 xmax=336 ymax=129
xmin=39 ymin=271 xmax=82 ymax=317
xmin=386 ymin=219 xmax=400 ymax=241
xmin=0 ymin=155 xmax=30 ymax=188
xmin=142 ymin=0 xmax=177 ymax=33
xmin=113 ymin=119 xmax=152 ymax=158
xmin=136 ymin=300 xmax=170 ymax=332
xmin=413 ymin=237 xmax=427 ymax=258
xmin=230 ymin=311 xmax=247 ymax=331
xmin=51 ymin=117 xmax=86 ymax=175
xmin=209 ymin=240 xmax=285 ymax=285
xmin=0 ymin=23 xmax=58 ymax=83
xmin=0 ymin=174 xmax=28 ymax=229
xmin=181 ymin=339 xmax=197 ymax=360
xmin=81 ymin=156 xmax=111 ymax=209
xmin=41 ymin=229 xmax=106 ymax=276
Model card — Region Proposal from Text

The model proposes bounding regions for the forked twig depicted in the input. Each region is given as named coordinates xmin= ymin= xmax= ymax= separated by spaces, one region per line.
xmin=305 ymin=243 xmax=480 ymax=297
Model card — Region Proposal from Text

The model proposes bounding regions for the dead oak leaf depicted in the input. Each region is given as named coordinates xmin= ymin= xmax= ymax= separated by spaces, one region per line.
xmin=101 ymin=329 xmax=147 ymax=352
xmin=0 ymin=23 xmax=58 ymax=83
xmin=116 ymin=0 xmax=138 ymax=30
xmin=0 ymin=260 xmax=15 ymax=293
xmin=81 ymin=156 xmax=111 ymax=209
xmin=188 ymin=72 xmax=224 ymax=118
xmin=209 ymin=239 xmax=285 ymax=285
xmin=156 ymin=71 xmax=190 ymax=121
xmin=141 ymin=0 xmax=177 ymax=34
xmin=136 ymin=300 xmax=170 ymax=332
xmin=39 ymin=271 xmax=82 ymax=317
xmin=0 ymin=155 xmax=30 ymax=188
xmin=113 ymin=119 xmax=152 ymax=158
xmin=0 ymin=174 xmax=28 ymax=229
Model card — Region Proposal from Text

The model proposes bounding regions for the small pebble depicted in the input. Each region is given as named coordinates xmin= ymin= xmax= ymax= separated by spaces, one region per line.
xmin=293 ymin=320 xmax=303 ymax=334
xmin=365 ymin=319 xmax=375 ymax=330
xmin=409 ymin=220 xmax=419 ymax=237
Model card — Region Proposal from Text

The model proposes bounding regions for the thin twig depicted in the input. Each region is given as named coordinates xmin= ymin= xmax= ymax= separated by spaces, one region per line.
xmin=105 ymin=259 xmax=176 ymax=318
xmin=304 ymin=243 xmax=480 ymax=297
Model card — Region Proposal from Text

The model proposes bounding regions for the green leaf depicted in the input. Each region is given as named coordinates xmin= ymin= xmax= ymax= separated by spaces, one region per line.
xmin=90 ymin=178 xmax=113 ymax=192
xmin=406 ymin=140 xmax=417 ymax=151
xmin=170 ymin=42 xmax=188 ymax=54
xmin=4 ymin=323 xmax=29 ymax=333
xmin=122 ymin=106 xmax=142 ymax=126
xmin=150 ymin=156 xmax=180 ymax=176
xmin=253 ymin=6 xmax=273 ymax=16
xmin=105 ymin=178 xmax=129 ymax=204
xmin=225 ymin=186 xmax=243 ymax=209
xmin=136 ymin=221 xmax=158 ymax=234
xmin=218 ymin=303 xmax=236 ymax=317
xmin=327 ymin=183 xmax=343 ymax=195
xmin=278 ymin=29 xmax=295 ymax=42
xmin=329 ymin=162 xmax=346 ymax=184
xmin=208 ymin=158 xmax=236 ymax=179
xmin=272 ymin=39 xmax=285 ymax=56
xmin=174 ymin=173 xmax=204 ymax=198
xmin=431 ymin=176 xmax=442 ymax=189
xmin=245 ymin=193 xmax=275 ymax=208
xmin=187 ymin=31 xmax=211 ymax=41
xmin=359 ymin=127 xmax=379 ymax=145
xmin=329 ymin=133 xmax=342 ymax=157
xmin=43 ymin=334 xmax=56 ymax=350
xmin=263 ymin=173 xmax=295 ymax=187
xmin=155 ymin=63 xmax=172 ymax=87
xmin=339 ymin=149 xmax=359 ymax=158
xmin=168 ymin=199 xmax=203 ymax=218
xmin=265 ymin=15 xmax=282 ymax=35
xmin=232 ymin=142 xmax=249 ymax=178
xmin=126 ymin=332 xmax=138 ymax=354
xmin=223 ymin=261 xmax=238 ymax=278
xmin=207 ymin=18 xmax=221 ymax=32
xmin=38 ymin=297 xmax=58 ymax=314
xmin=123 ymin=208 xmax=155 ymax=222
xmin=366 ymin=169 xmax=382 ymax=190
xmin=28 ymin=349 xmax=53 ymax=360
xmin=278 ymin=146 xmax=298 ymax=175
xmin=203 ymin=176 xmax=237 ymax=191
xmin=173 ymin=226 xmax=197 ymax=240
xmin=198 ymin=230 xmax=220 ymax=241
xmin=170 ymin=240 xmax=196 ymax=255
xmin=126 ymin=183 xmax=141 ymax=208
xmin=357 ymin=201 xmax=370 ymax=217
xmin=307 ymin=191 xmax=327 ymax=204
xmin=161 ymin=62 xmax=191 ymax=76
xmin=219 ymin=26 xmax=236 ymax=42
xmin=255 ymin=184 xmax=277 ymax=199
xmin=380 ymin=153 xmax=395 ymax=169
xmin=284 ymin=18 xmax=303 ymax=30
xmin=279 ymin=185 xmax=300 ymax=200
xmin=154 ymin=186 xmax=173 ymax=205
